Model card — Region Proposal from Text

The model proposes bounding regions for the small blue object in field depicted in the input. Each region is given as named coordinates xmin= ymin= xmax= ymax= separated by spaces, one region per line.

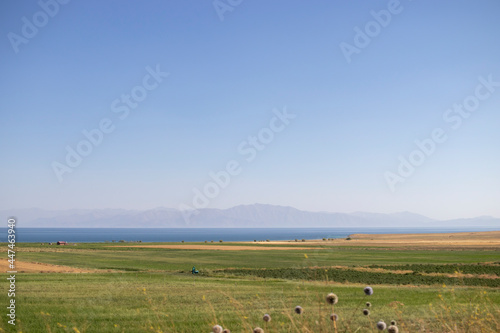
xmin=192 ymin=266 xmax=199 ymax=274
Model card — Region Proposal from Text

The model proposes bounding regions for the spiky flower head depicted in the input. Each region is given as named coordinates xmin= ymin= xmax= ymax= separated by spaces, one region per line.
xmin=253 ymin=327 xmax=264 ymax=333
xmin=263 ymin=314 xmax=271 ymax=322
xmin=212 ymin=325 xmax=223 ymax=333
xmin=326 ymin=293 xmax=338 ymax=305
xmin=330 ymin=313 xmax=338 ymax=321
xmin=222 ymin=330 xmax=230 ymax=333
xmin=364 ymin=286 xmax=374 ymax=296
xmin=388 ymin=325 xmax=399 ymax=333
xmin=366 ymin=302 xmax=371 ymax=307
xmin=377 ymin=320 xmax=387 ymax=330
xmin=390 ymin=320 xmax=397 ymax=326
xmin=363 ymin=309 xmax=370 ymax=316
xmin=294 ymin=306 xmax=304 ymax=315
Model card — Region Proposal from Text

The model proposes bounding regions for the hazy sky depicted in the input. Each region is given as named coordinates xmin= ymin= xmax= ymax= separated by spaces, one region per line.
xmin=1 ymin=0 xmax=499 ymax=220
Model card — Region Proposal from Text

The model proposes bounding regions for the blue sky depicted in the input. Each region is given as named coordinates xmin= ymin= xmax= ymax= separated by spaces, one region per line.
xmin=1 ymin=0 xmax=499 ymax=220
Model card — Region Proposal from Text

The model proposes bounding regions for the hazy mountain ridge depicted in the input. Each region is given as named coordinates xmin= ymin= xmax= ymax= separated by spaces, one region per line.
xmin=1 ymin=204 xmax=499 ymax=228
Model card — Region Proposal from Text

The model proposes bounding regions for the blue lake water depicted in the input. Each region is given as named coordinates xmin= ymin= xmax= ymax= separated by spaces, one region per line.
xmin=2 ymin=227 xmax=498 ymax=243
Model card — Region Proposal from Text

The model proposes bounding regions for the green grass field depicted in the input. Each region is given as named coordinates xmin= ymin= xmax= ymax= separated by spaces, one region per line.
xmin=1 ymin=242 xmax=499 ymax=332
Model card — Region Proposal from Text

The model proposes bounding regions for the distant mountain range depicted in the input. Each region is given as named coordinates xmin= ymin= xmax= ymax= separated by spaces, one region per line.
xmin=2 ymin=204 xmax=499 ymax=228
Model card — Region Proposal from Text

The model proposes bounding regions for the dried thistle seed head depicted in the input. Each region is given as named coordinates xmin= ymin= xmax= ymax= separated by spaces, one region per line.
xmin=388 ymin=325 xmax=399 ymax=333
xmin=326 ymin=293 xmax=339 ymax=305
xmin=253 ymin=327 xmax=264 ymax=333
xmin=390 ymin=320 xmax=397 ymax=326
xmin=377 ymin=320 xmax=387 ymax=330
xmin=363 ymin=309 xmax=370 ymax=316
xmin=330 ymin=313 xmax=338 ymax=321
xmin=366 ymin=302 xmax=371 ymax=307
xmin=263 ymin=314 xmax=271 ymax=322
xmin=294 ymin=306 xmax=304 ymax=314
xmin=364 ymin=286 xmax=374 ymax=296
xmin=212 ymin=325 xmax=223 ymax=333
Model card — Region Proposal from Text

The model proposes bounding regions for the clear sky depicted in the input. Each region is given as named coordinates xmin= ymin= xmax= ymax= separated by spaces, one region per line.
xmin=1 ymin=0 xmax=499 ymax=220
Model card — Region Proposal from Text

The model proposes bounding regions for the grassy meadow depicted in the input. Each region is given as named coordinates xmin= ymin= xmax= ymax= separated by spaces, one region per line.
xmin=1 ymin=236 xmax=499 ymax=332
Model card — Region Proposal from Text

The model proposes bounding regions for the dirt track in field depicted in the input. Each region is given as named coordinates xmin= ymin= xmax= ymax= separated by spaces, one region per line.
xmin=0 ymin=258 xmax=98 ymax=273
xmin=110 ymin=231 xmax=500 ymax=250
xmin=346 ymin=231 xmax=500 ymax=247
xmin=263 ymin=231 xmax=500 ymax=249
xmin=111 ymin=244 xmax=318 ymax=250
